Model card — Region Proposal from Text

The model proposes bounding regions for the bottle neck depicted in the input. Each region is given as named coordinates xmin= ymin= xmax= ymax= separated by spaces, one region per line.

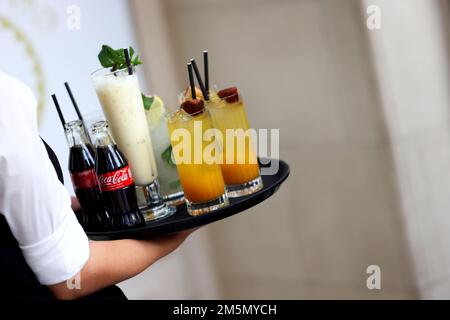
xmin=91 ymin=121 xmax=115 ymax=148
xmin=65 ymin=121 xmax=90 ymax=148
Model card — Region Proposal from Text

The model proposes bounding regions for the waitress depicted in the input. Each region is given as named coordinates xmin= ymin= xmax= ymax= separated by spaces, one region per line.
xmin=0 ymin=71 xmax=192 ymax=300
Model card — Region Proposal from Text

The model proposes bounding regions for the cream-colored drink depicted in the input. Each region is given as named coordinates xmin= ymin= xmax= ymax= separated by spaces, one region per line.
xmin=92 ymin=68 xmax=157 ymax=186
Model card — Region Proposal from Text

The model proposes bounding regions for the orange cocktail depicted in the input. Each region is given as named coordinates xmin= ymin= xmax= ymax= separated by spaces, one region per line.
xmin=206 ymin=87 xmax=263 ymax=197
xmin=167 ymin=99 xmax=228 ymax=215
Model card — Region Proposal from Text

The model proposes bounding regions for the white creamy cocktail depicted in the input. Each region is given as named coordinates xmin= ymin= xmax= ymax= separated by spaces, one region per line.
xmin=92 ymin=68 xmax=156 ymax=185
xmin=92 ymin=67 xmax=174 ymax=221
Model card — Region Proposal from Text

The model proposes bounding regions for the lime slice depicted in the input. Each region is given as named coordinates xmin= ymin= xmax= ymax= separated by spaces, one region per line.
xmin=146 ymin=95 xmax=166 ymax=129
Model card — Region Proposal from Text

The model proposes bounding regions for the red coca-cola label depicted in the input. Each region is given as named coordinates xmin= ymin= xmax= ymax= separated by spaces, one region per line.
xmin=98 ymin=166 xmax=134 ymax=192
xmin=71 ymin=169 xmax=98 ymax=190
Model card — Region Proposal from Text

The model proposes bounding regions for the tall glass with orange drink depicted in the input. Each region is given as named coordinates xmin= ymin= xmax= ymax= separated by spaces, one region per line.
xmin=167 ymin=98 xmax=228 ymax=215
xmin=206 ymin=87 xmax=263 ymax=197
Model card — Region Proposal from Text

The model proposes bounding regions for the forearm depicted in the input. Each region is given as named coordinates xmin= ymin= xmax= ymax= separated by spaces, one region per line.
xmin=49 ymin=239 xmax=158 ymax=299
xmin=82 ymin=240 xmax=162 ymax=294
xmin=49 ymin=231 xmax=190 ymax=300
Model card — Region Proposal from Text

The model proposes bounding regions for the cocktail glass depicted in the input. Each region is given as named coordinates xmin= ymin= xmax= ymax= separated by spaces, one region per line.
xmin=206 ymin=88 xmax=263 ymax=197
xmin=144 ymin=95 xmax=184 ymax=205
xmin=91 ymin=67 xmax=175 ymax=221
xmin=166 ymin=107 xmax=228 ymax=215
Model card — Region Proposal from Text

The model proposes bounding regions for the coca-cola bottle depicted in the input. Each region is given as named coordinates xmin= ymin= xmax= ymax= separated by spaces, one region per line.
xmin=91 ymin=120 xmax=145 ymax=230
xmin=65 ymin=120 xmax=112 ymax=232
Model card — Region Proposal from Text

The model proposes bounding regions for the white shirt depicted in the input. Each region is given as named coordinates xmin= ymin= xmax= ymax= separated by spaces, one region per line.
xmin=0 ymin=72 xmax=89 ymax=285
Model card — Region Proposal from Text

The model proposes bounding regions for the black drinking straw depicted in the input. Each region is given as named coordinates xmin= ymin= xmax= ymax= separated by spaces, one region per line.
xmin=64 ymin=82 xmax=83 ymax=121
xmin=124 ymin=48 xmax=133 ymax=75
xmin=187 ymin=63 xmax=196 ymax=99
xmin=64 ymin=82 xmax=94 ymax=144
xmin=203 ymin=50 xmax=209 ymax=100
xmin=51 ymin=94 xmax=66 ymax=129
xmin=190 ymin=58 xmax=207 ymax=100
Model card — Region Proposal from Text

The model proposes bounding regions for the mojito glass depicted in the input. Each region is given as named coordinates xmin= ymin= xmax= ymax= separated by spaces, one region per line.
xmin=144 ymin=95 xmax=184 ymax=205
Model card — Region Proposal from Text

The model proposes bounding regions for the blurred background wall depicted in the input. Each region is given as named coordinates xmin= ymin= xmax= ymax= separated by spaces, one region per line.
xmin=1 ymin=0 xmax=450 ymax=299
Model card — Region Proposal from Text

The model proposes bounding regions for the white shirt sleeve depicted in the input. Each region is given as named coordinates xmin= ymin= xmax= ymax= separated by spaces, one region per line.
xmin=0 ymin=72 xmax=89 ymax=285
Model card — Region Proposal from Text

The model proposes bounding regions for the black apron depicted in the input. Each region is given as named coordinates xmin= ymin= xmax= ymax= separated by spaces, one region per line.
xmin=0 ymin=139 xmax=127 ymax=300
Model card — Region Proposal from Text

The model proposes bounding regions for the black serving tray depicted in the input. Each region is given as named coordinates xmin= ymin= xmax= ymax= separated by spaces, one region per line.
xmin=86 ymin=159 xmax=290 ymax=240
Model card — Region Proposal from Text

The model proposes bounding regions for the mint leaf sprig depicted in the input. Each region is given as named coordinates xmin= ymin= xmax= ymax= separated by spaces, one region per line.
xmin=98 ymin=44 xmax=154 ymax=110
xmin=142 ymin=94 xmax=154 ymax=111
xmin=161 ymin=145 xmax=176 ymax=167
xmin=98 ymin=45 xmax=143 ymax=72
